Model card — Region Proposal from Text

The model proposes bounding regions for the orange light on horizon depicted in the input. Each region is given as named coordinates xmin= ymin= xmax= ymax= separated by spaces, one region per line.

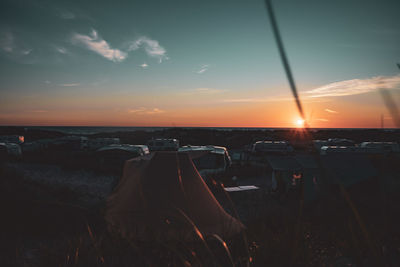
xmin=295 ymin=119 xmax=305 ymax=127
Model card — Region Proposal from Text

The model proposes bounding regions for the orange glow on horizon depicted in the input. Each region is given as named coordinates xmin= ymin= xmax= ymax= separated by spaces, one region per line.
xmin=0 ymin=92 xmax=397 ymax=128
xmin=295 ymin=119 xmax=305 ymax=128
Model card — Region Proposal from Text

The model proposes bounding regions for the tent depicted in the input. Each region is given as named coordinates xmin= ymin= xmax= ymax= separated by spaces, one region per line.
xmin=105 ymin=151 xmax=244 ymax=241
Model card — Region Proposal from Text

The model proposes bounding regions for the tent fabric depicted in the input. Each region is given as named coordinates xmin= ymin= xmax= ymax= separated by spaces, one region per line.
xmin=105 ymin=152 xmax=244 ymax=241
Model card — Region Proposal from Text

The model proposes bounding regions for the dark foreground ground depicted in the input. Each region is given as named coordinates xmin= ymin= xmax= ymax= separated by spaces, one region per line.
xmin=1 ymin=127 xmax=400 ymax=266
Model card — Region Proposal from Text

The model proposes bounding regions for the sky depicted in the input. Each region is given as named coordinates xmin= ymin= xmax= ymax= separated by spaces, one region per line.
xmin=0 ymin=0 xmax=400 ymax=128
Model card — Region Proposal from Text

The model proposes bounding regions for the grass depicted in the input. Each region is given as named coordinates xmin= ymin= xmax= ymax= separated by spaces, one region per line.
xmin=1 ymin=158 xmax=400 ymax=266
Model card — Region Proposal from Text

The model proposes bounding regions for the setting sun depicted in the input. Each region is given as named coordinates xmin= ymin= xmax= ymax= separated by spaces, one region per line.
xmin=295 ymin=119 xmax=305 ymax=127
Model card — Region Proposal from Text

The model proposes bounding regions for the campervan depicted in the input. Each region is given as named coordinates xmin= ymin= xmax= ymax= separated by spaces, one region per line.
xmin=178 ymin=145 xmax=231 ymax=179
xmin=147 ymin=138 xmax=179 ymax=151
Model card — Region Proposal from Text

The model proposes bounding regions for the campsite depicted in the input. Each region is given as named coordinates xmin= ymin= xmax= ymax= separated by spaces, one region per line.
xmin=1 ymin=0 xmax=400 ymax=265
xmin=1 ymin=126 xmax=400 ymax=266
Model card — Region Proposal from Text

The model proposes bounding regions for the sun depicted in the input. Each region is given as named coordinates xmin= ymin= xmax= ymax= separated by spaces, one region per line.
xmin=295 ymin=119 xmax=305 ymax=127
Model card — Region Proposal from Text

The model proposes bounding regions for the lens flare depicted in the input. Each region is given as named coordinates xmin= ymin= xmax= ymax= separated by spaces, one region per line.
xmin=295 ymin=119 xmax=305 ymax=127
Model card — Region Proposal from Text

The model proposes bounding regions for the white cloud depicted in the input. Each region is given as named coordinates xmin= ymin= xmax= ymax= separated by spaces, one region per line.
xmin=147 ymin=108 xmax=165 ymax=114
xmin=196 ymin=64 xmax=209 ymax=74
xmin=325 ymin=108 xmax=338 ymax=114
xmin=56 ymin=46 xmax=67 ymax=54
xmin=306 ymin=75 xmax=400 ymax=98
xmin=72 ymin=29 xmax=127 ymax=62
xmin=128 ymin=36 xmax=168 ymax=62
xmin=128 ymin=107 xmax=165 ymax=115
xmin=140 ymin=62 xmax=148 ymax=68
xmin=21 ymin=49 xmax=32 ymax=55
xmin=58 ymin=83 xmax=80 ymax=87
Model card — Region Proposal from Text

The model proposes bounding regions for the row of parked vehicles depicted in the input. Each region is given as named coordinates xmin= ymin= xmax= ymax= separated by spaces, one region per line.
xmin=2 ymin=135 xmax=399 ymax=197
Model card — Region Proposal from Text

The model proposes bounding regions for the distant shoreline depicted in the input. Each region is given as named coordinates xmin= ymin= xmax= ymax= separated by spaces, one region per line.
xmin=1 ymin=125 xmax=398 ymax=135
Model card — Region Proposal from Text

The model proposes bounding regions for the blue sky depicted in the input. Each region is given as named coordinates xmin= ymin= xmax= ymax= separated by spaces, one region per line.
xmin=1 ymin=0 xmax=399 ymax=127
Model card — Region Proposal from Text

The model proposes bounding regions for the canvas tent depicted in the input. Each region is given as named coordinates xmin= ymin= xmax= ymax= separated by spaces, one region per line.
xmin=105 ymin=152 xmax=244 ymax=241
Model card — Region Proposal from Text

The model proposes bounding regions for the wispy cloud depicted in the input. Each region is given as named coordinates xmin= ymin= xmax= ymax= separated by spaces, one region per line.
xmin=147 ymin=108 xmax=165 ymax=114
xmin=316 ymin=118 xmax=329 ymax=122
xmin=0 ymin=31 xmax=34 ymax=57
xmin=325 ymin=108 xmax=338 ymax=114
xmin=222 ymin=98 xmax=268 ymax=103
xmin=44 ymin=80 xmax=51 ymax=84
xmin=21 ymin=49 xmax=32 ymax=55
xmin=128 ymin=107 xmax=165 ymax=115
xmin=181 ymin=88 xmax=228 ymax=95
xmin=140 ymin=62 xmax=148 ymax=68
xmin=128 ymin=36 xmax=168 ymax=62
xmin=0 ymin=31 xmax=15 ymax=53
xmin=31 ymin=110 xmax=48 ymax=113
xmin=72 ymin=29 xmax=127 ymax=62
xmin=55 ymin=46 xmax=67 ymax=54
xmin=306 ymin=75 xmax=400 ymax=98
xmin=58 ymin=83 xmax=80 ymax=87
xmin=59 ymin=10 xmax=75 ymax=20
xmin=196 ymin=64 xmax=209 ymax=74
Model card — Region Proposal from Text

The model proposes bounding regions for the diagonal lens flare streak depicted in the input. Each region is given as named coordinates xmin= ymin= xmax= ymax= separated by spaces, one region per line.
xmin=264 ymin=0 xmax=306 ymax=123
xmin=379 ymin=88 xmax=400 ymax=128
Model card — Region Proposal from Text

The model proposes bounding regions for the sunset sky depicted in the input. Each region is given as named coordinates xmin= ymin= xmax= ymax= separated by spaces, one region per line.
xmin=1 ymin=0 xmax=399 ymax=128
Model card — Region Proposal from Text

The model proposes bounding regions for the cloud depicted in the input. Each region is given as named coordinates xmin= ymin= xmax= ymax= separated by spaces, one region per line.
xmin=0 ymin=31 xmax=15 ymax=53
xmin=140 ymin=62 xmax=148 ymax=68
xmin=0 ymin=31 xmax=33 ymax=57
xmin=128 ymin=107 xmax=165 ymax=115
xmin=31 ymin=110 xmax=48 ymax=113
xmin=21 ymin=49 xmax=32 ymax=55
xmin=58 ymin=83 xmax=80 ymax=87
xmin=72 ymin=29 xmax=127 ymax=62
xmin=59 ymin=10 xmax=75 ymax=20
xmin=180 ymin=88 xmax=228 ymax=96
xmin=325 ymin=108 xmax=338 ymax=114
xmin=128 ymin=107 xmax=146 ymax=113
xmin=196 ymin=64 xmax=209 ymax=74
xmin=222 ymin=98 xmax=269 ymax=103
xmin=316 ymin=118 xmax=329 ymax=122
xmin=306 ymin=75 xmax=400 ymax=98
xmin=55 ymin=46 xmax=67 ymax=54
xmin=146 ymin=108 xmax=165 ymax=114
xmin=44 ymin=80 xmax=51 ymax=84
xmin=128 ymin=36 xmax=168 ymax=62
